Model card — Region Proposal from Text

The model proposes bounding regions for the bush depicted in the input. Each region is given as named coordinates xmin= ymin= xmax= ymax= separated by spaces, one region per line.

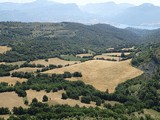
xmin=63 ymin=72 xmax=72 ymax=78
xmin=96 ymin=99 xmax=102 ymax=106
xmin=42 ymin=95 xmax=48 ymax=102
xmin=15 ymin=89 xmax=27 ymax=97
xmin=12 ymin=106 xmax=27 ymax=115
xmin=32 ymin=98 xmax=38 ymax=104
xmin=73 ymin=72 xmax=82 ymax=77
xmin=24 ymin=100 xmax=29 ymax=105
xmin=0 ymin=107 xmax=10 ymax=115
xmin=61 ymin=93 xmax=68 ymax=99
xmin=81 ymin=96 xmax=91 ymax=104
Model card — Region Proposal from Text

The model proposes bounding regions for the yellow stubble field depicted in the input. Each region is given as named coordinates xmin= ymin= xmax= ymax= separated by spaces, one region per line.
xmin=44 ymin=59 xmax=143 ymax=93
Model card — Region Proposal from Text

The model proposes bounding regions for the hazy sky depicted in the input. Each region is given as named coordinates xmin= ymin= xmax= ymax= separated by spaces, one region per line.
xmin=0 ymin=0 xmax=160 ymax=6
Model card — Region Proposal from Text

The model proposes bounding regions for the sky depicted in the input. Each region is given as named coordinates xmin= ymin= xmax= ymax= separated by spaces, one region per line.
xmin=0 ymin=0 xmax=160 ymax=6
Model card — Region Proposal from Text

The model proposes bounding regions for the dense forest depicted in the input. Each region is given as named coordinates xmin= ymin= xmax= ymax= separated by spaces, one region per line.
xmin=0 ymin=22 xmax=159 ymax=120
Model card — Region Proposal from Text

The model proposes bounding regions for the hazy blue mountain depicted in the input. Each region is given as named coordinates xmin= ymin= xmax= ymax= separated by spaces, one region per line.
xmin=0 ymin=0 xmax=92 ymax=22
xmin=0 ymin=0 xmax=160 ymax=28
xmin=80 ymin=2 xmax=134 ymax=18
xmin=112 ymin=3 xmax=160 ymax=25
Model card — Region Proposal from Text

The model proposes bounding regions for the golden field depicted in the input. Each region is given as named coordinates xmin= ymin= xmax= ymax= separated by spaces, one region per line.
xmin=30 ymin=57 xmax=80 ymax=67
xmin=44 ymin=59 xmax=143 ymax=93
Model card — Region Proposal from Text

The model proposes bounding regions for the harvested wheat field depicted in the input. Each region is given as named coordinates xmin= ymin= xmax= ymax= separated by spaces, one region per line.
xmin=76 ymin=54 xmax=93 ymax=58
xmin=94 ymin=55 xmax=120 ymax=61
xmin=0 ymin=92 xmax=27 ymax=110
xmin=0 ymin=46 xmax=11 ymax=54
xmin=5 ymin=61 xmax=26 ymax=66
xmin=66 ymin=77 xmax=82 ymax=81
xmin=44 ymin=59 xmax=143 ymax=93
xmin=30 ymin=57 xmax=80 ymax=67
xmin=0 ymin=76 xmax=27 ymax=85
xmin=0 ymin=61 xmax=25 ymax=66
xmin=94 ymin=52 xmax=131 ymax=61
xmin=26 ymin=90 xmax=96 ymax=108
xmin=0 ymin=115 xmax=10 ymax=120
xmin=11 ymin=67 xmax=41 ymax=73
xmin=122 ymin=46 xmax=135 ymax=51
xmin=0 ymin=62 xmax=5 ymax=65
xmin=102 ymin=52 xmax=130 ymax=57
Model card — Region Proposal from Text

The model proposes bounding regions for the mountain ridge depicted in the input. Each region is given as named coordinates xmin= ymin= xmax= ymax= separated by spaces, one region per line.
xmin=0 ymin=0 xmax=160 ymax=28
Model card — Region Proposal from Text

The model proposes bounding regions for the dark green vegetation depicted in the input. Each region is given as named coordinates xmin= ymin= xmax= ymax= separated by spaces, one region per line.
xmin=0 ymin=22 xmax=159 ymax=119
xmin=116 ymin=43 xmax=160 ymax=111
xmin=8 ymin=104 xmax=129 ymax=120
xmin=0 ymin=72 xmax=157 ymax=119
xmin=0 ymin=22 xmax=159 ymax=62
xmin=60 ymin=55 xmax=91 ymax=62
xmin=0 ymin=107 xmax=10 ymax=115
xmin=0 ymin=64 xmax=18 ymax=76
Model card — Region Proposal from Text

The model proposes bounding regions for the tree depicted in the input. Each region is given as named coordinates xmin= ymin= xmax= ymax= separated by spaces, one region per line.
xmin=81 ymin=96 xmax=91 ymax=104
xmin=45 ymin=59 xmax=48 ymax=62
xmin=24 ymin=100 xmax=29 ymax=105
xmin=106 ymin=89 xmax=109 ymax=94
xmin=32 ymin=98 xmax=38 ymax=104
xmin=104 ymin=103 xmax=112 ymax=109
xmin=121 ymin=52 xmax=125 ymax=58
xmin=61 ymin=93 xmax=68 ymax=99
xmin=12 ymin=106 xmax=27 ymax=115
xmin=96 ymin=99 xmax=102 ymax=106
xmin=0 ymin=107 xmax=10 ymax=115
xmin=42 ymin=95 xmax=48 ymax=102
xmin=73 ymin=72 xmax=82 ymax=77
xmin=63 ymin=72 xmax=72 ymax=78
xmin=15 ymin=89 xmax=27 ymax=97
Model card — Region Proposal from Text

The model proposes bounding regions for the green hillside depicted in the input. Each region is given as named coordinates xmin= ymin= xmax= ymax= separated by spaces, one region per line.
xmin=0 ymin=22 xmax=139 ymax=62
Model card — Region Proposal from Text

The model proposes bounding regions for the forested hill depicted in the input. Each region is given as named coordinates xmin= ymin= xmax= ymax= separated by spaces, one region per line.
xmin=0 ymin=22 xmax=137 ymax=62
xmin=0 ymin=22 xmax=159 ymax=62
xmin=126 ymin=27 xmax=160 ymax=44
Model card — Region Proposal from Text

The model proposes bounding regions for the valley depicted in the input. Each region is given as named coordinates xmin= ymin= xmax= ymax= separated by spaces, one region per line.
xmin=0 ymin=22 xmax=159 ymax=120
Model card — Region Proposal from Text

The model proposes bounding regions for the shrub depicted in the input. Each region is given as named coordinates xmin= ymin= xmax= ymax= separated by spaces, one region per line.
xmin=62 ymin=93 xmax=68 ymax=99
xmin=32 ymin=98 xmax=38 ymax=104
xmin=42 ymin=95 xmax=48 ymax=102
xmin=81 ymin=96 xmax=91 ymax=104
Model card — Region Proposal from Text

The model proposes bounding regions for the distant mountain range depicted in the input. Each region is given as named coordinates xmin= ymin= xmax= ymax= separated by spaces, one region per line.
xmin=1 ymin=0 xmax=160 ymax=29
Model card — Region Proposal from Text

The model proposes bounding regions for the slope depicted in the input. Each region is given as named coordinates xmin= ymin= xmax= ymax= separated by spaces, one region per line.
xmin=44 ymin=59 xmax=143 ymax=93
xmin=0 ymin=22 xmax=139 ymax=62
